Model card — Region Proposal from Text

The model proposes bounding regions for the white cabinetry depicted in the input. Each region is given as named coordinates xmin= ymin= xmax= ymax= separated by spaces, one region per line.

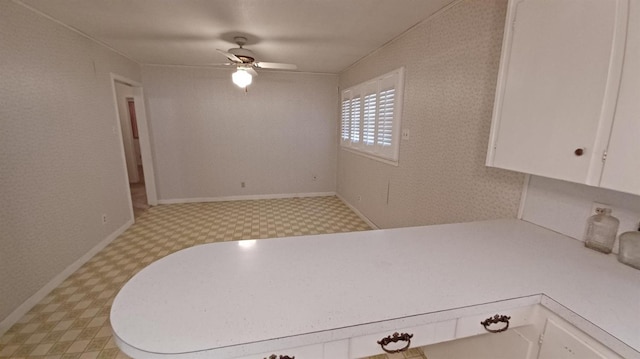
xmin=422 ymin=305 xmax=624 ymax=359
xmin=348 ymin=319 xmax=455 ymax=358
xmin=424 ymin=330 xmax=537 ymax=359
xmin=486 ymin=0 xmax=639 ymax=195
xmin=600 ymin=0 xmax=640 ymax=195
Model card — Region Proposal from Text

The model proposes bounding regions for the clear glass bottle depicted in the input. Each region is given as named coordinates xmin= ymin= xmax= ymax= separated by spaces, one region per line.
xmin=618 ymin=225 xmax=640 ymax=270
xmin=584 ymin=208 xmax=619 ymax=254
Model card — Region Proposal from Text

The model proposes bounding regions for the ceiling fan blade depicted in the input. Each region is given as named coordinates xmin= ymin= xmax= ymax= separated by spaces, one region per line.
xmin=207 ymin=62 xmax=235 ymax=66
xmin=216 ymin=49 xmax=242 ymax=63
xmin=254 ymin=62 xmax=298 ymax=70
xmin=245 ymin=67 xmax=259 ymax=77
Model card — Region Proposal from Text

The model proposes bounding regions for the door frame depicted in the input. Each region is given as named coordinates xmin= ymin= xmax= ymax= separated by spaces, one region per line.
xmin=110 ymin=73 xmax=158 ymax=218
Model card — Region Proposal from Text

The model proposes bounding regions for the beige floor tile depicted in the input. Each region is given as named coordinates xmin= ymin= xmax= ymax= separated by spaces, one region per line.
xmin=52 ymin=322 xmax=72 ymax=333
xmin=58 ymin=330 xmax=81 ymax=343
xmin=18 ymin=324 xmax=40 ymax=334
xmin=30 ymin=343 xmax=55 ymax=356
xmin=85 ymin=318 xmax=106 ymax=329
xmin=0 ymin=344 xmax=20 ymax=357
xmin=0 ymin=333 xmax=14 ymax=345
xmin=85 ymin=338 xmax=109 ymax=352
xmin=24 ymin=333 xmax=47 ymax=345
xmin=65 ymin=340 xmax=90 ymax=354
xmin=47 ymin=342 xmax=72 ymax=356
xmin=78 ymin=310 xmax=98 ymax=320
xmin=92 ymin=328 xmax=110 ymax=339
xmin=78 ymin=352 xmax=99 ymax=359
xmin=101 ymin=339 xmax=116 ymax=350
xmin=6 ymin=333 xmax=29 ymax=346
xmin=96 ymin=348 xmax=118 ymax=359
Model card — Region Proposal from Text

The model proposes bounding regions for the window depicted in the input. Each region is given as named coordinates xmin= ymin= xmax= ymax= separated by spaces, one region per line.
xmin=340 ymin=68 xmax=404 ymax=164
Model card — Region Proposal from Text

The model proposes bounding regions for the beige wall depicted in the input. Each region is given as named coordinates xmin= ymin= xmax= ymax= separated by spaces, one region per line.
xmin=142 ymin=65 xmax=338 ymax=201
xmin=0 ymin=2 xmax=141 ymax=323
xmin=337 ymin=0 xmax=524 ymax=228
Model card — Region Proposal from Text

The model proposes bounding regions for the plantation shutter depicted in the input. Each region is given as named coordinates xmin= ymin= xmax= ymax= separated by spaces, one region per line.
xmin=339 ymin=67 xmax=404 ymax=164
xmin=376 ymin=88 xmax=395 ymax=147
xmin=341 ymin=90 xmax=351 ymax=144
xmin=376 ymin=72 xmax=401 ymax=160
xmin=362 ymin=81 xmax=377 ymax=148
xmin=350 ymin=95 xmax=361 ymax=145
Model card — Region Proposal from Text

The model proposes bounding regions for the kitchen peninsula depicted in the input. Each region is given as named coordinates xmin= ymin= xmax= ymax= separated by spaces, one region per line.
xmin=111 ymin=219 xmax=640 ymax=358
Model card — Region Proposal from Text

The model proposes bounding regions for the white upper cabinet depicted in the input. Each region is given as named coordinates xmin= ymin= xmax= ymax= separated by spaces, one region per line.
xmin=486 ymin=0 xmax=632 ymax=191
xmin=600 ymin=0 xmax=640 ymax=195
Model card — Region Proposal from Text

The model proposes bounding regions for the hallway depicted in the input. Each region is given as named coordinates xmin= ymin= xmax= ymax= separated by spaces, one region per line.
xmin=129 ymin=165 xmax=148 ymax=218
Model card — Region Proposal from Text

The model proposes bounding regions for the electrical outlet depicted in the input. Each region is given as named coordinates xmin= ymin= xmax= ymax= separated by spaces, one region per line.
xmin=102 ymin=214 xmax=108 ymax=224
xmin=590 ymin=202 xmax=611 ymax=216
xmin=241 ymin=182 xmax=246 ymax=188
xmin=357 ymin=195 xmax=362 ymax=202
xmin=402 ymin=129 xmax=410 ymax=140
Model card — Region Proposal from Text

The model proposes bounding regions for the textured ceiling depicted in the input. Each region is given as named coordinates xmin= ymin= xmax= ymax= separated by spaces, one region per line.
xmin=17 ymin=0 xmax=455 ymax=73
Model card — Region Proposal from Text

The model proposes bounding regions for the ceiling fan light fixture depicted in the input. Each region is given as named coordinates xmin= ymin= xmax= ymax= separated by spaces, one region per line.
xmin=232 ymin=68 xmax=252 ymax=88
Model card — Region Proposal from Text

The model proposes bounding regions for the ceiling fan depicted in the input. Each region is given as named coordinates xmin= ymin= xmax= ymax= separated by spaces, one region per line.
xmin=215 ymin=36 xmax=298 ymax=88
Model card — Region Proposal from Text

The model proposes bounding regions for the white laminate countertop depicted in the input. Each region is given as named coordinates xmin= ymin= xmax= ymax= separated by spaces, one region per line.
xmin=110 ymin=219 xmax=640 ymax=358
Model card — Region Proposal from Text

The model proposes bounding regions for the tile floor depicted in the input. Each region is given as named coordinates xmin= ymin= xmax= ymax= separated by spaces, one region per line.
xmin=0 ymin=196 xmax=378 ymax=359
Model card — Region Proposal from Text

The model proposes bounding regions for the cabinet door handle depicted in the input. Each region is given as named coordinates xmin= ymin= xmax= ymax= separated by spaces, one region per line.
xmin=265 ymin=355 xmax=294 ymax=359
xmin=481 ymin=314 xmax=511 ymax=333
xmin=377 ymin=332 xmax=413 ymax=353
xmin=574 ymin=148 xmax=585 ymax=156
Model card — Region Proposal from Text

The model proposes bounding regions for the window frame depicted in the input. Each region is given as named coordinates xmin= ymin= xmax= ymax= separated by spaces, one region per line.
xmin=340 ymin=67 xmax=404 ymax=165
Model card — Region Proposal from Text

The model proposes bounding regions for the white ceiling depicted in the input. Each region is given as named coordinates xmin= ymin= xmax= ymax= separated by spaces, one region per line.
xmin=17 ymin=0 xmax=455 ymax=73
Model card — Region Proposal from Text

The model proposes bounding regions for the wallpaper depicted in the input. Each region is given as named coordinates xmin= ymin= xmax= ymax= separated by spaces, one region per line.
xmin=337 ymin=0 xmax=525 ymax=228
xmin=141 ymin=65 xmax=338 ymax=201
xmin=0 ymin=2 xmax=141 ymax=323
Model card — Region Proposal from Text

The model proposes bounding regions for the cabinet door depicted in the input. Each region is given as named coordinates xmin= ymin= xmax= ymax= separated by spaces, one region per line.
xmin=600 ymin=0 xmax=640 ymax=196
xmin=537 ymin=319 xmax=609 ymax=359
xmin=423 ymin=329 xmax=537 ymax=359
xmin=487 ymin=0 xmax=628 ymax=185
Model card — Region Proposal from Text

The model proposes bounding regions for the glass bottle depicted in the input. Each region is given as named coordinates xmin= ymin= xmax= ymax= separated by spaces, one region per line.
xmin=618 ymin=225 xmax=640 ymax=270
xmin=584 ymin=208 xmax=619 ymax=254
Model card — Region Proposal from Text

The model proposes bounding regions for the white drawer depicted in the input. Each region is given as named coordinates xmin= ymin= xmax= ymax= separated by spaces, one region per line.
xmin=349 ymin=319 xmax=456 ymax=358
xmin=232 ymin=343 xmax=323 ymax=359
xmin=455 ymin=305 xmax=535 ymax=339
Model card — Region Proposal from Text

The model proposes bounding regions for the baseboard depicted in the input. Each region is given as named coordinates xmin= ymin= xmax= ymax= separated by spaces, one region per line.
xmin=157 ymin=192 xmax=337 ymax=204
xmin=0 ymin=218 xmax=134 ymax=336
xmin=336 ymin=193 xmax=379 ymax=229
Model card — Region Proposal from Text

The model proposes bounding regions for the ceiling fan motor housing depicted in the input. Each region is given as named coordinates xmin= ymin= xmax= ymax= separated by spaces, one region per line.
xmin=229 ymin=47 xmax=255 ymax=63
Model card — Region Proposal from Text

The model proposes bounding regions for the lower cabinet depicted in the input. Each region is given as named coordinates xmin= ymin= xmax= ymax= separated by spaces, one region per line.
xmin=420 ymin=306 xmax=623 ymax=359
xmin=232 ymin=304 xmax=624 ymax=359
xmin=424 ymin=329 xmax=536 ymax=359
xmin=348 ymin=319 xmax=456 ymax=358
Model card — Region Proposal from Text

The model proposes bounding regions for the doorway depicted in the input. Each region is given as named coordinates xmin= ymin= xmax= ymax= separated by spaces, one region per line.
xmin=110 ymin=74 xmax=158 ymax=220
xmin=125 ymin=95 xmax=149 ymax=216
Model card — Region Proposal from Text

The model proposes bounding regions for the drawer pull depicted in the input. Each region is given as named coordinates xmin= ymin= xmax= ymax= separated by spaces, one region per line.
xmin=377 ymin=332 xmax=414 ymax=354
xmin=481 ymin=314 xmax=511 ymax=333
xmin=264 ymin=355 xmax=294 ymax=359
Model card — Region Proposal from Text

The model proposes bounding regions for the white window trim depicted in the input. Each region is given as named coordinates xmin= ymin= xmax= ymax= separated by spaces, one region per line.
xmin=340 ymin=67 xmax=404 ymax=165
